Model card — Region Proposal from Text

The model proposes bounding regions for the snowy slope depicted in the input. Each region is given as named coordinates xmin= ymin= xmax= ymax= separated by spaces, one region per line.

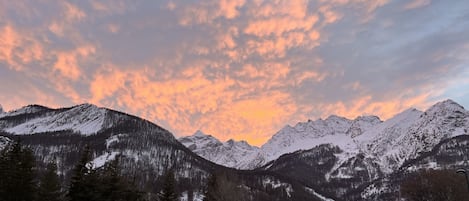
xmin=260 ymin=115 xmax=381 ymax=164
xmin=1 ymin=104 xmax=109 ymax=135
xmin=359 ymin=100 xmax=469 ymax=172
xmin=179 ymin=130 xmax=260 ymax=169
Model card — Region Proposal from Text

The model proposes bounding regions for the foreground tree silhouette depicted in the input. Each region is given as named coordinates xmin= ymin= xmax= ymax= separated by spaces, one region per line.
xmin=203 ymin=173 xmax=218 ymax=201
xmin=158 ymin=170 xmax=178 ymax=201
xmin=68 ymin=148 xmax=143 ymax=201
xmin=38 ymin=161 xmax=63 ymax=201
xmin=0 ymin=139 xmax=37 ymax=201
xmin=203 ymin=171 xmax=247 ymax=201
xmin=100 ymin=156 xmax=143 ymax=201
xmin=67 ymin=146 xmax=99 ymax=201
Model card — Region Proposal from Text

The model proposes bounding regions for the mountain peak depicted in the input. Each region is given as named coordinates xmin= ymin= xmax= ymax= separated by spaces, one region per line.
xmin=2 ymin=104 xmax=51 ymax=117
xmin=353 ymin=115 xmax=382 ymax=123
xmin=72 ymin=103 xmax=100 ymax=110
xmin=193 ymin=130 xmax=207 ymax=137
xmin=0 ymin=104 xmax=3 ymax=113
xmin=325 ymin=115 xmax=349 ymax=121
xmin=425 ymin=99 xmax=466 ymax=116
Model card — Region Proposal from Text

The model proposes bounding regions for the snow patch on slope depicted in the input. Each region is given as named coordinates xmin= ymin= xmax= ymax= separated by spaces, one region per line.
xmin=305 ymin=187 xmax=335 ymax=201
xmin=0 ymin=136 xmax=11 ymax=150
xmin=92 ymin=151 xmax=120 ymax=169
xmin=106 ymin=134 xmax=126 ymax=148
xmin=180 ymin=191 xmax=204 ymax=201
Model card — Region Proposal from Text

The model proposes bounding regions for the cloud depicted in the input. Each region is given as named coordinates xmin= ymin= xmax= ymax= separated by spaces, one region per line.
xmin=88 ymin=64 xmax=299 ymax=145
xmin=219 ymin=0 xmax=245 ymax=19
xmin=314 ymin=91 xmax=435 ymax=120
xmin=404 ymin=0 xmax=431 ymax=10
xmin=64 ymin=2 xmax=86 ymax=21
xmin=53 ymin=45 xmax=95 ymax=80
xmin=0 ymin=0 xmax=468 ymax=146
xmin=0 ymin=25 xmax=44 ymax=71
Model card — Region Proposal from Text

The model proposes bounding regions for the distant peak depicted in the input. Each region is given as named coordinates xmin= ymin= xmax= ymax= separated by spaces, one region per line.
xmin=436 ymin=99 xmax=464 ymax=108
xmin=354 ymin=115 xmax=382 ymax=123
xmin=0 ymin=104 xmax=3 ymax=113
xmin=74 ymin=103 xmax=99 ymax=109
xmin=12 ymin=104 xmax=50 ymax=114
xmin=325 ymin=115 xmax=350 ymax=122
xmin=194 ymin=130 xmax=207 ymax=136
xmin=426 ymin=99 xmax=465 ymax=114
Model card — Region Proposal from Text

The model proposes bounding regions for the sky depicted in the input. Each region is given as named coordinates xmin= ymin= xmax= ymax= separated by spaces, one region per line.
xmin=0 ymin=0 xmax=468 ymax=146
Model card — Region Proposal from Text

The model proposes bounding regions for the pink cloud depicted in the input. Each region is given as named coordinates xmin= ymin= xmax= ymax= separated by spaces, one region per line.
xmin=404 ymin=0 xmax=431 ymax=10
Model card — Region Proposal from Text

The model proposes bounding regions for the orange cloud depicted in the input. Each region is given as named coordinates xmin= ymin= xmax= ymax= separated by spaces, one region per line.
xmin=0 ymin=87 xmax=60 ymax=113
xmin=0 ymin=25 xmax=44 ymax=71
xmin=319 ymin=5 xmax=342 ymax=24
xmin=199 ymin=91 xmax=297 ymax=145
xmin=244 ymin=16 xmax=319 ymax=37
xmin=53 ymin=45 xmax=95 ymax=80
xmin=219 ymin=0 xmax=245 ymax=19
xmin=88 ymin=65 xmax=300 ymax=146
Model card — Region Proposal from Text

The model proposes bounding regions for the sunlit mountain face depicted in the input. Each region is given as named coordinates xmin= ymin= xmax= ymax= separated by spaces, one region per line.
xmin=0 ymin=0 xmax=468 ymax=146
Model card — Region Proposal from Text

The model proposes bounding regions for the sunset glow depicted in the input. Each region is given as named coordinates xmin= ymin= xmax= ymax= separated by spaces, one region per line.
xmin=0 ymin=0 xmax=468 ymax=146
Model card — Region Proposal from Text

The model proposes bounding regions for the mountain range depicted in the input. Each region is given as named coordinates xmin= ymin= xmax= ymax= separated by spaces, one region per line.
xmin=179 ymin=100 xmax=468 ymax=172
xmin=1 ymin=99 xmax=468 ymax=200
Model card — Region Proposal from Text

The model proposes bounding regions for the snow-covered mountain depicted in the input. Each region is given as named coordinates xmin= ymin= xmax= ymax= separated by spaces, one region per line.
xmin=0 ymin=104 xmax=110 ymax=135
xmin=0 ymin=103 xmax=318 ymax=201
xmin=179 ymin=115 xmax=382 ymax=169
xmin=255 ymin=99 xmax=469 ymax=200
xmin=357 ymin=100 xmax=469 ymax=172
xmin=2 ymin=99 xmax=468 ymax=200
xmin=182 ymin=100 xmax=468 ymax=175
xmin=260 ymin=115 xmax=382 ymax=164
xmin=179 ymin=130 xmax=260 ymax=169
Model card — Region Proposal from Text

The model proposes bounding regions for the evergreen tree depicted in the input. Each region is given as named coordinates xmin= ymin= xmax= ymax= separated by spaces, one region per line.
xmin=187 ymin=189 xmax=194 ymax=201
xmin=400 ymin=169 xmax=466 ymax=201
xmin=100 ymin=156 xmax=143 ymax=201
xmin=203 ymin=173 xmax=218 ymax=201
xmin=158 ymin=170 xmax=178 ymax=201
xmin=0 ymin=139 xmax=37 ymax=201
xmin=67 ymin=145 xmax=99 ymax=201
xmin=38 ymin=161 xmax=63 ymax=201
xmin=203 ymin=171 xmax=247 ymax=201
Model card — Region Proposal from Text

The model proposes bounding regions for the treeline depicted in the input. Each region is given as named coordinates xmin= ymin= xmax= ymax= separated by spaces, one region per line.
xmin=0 ymin=139 xmax=288 ymax=201
xmin=0 ymin=140 xmax=184 ymax=201
xmin=399 ymin=169 xmax=468 ymax=201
